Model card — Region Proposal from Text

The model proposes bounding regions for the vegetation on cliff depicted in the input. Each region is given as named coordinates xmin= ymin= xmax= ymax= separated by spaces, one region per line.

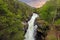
xmin=0 ymin=0 xmax=60 ymax=40
xmin=0 ymin=0 xmax=33 ymax=40
xmin=36 ymin=0 xmax=60 ymax=40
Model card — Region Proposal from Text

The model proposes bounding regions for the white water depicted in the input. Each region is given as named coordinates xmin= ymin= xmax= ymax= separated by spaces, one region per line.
xmin=24 ymin=13 xmax=39 ymax=40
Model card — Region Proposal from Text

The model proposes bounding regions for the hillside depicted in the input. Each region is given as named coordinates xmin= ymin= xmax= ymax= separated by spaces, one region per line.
xmin=36 ymin=0 xmax=60 ymax=40
xmin=0 ymin=0 xmax=33 ymax=40
xmin=0 ymin=0 xmax=60 ymax=40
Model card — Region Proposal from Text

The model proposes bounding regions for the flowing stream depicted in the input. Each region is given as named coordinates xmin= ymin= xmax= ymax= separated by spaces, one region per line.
xmin=24 ymin=13 xmax=39 ymax=40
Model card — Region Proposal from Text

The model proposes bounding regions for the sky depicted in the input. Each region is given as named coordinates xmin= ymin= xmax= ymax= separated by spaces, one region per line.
xmin=20 ymin=0 xmax=47 ymax=8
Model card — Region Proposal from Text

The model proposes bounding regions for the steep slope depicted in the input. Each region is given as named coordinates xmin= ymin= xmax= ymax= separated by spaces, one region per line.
xmin=35 ymin=0 xmax=60 ymax=40
xmin=36 ymin=0 xmax=60 ymax=23
xmin=0 ymin=0 xmax=33 ymax=40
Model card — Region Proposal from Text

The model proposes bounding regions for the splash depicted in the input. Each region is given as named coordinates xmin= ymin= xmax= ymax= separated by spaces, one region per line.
xmin=24 ymin=13 xmax=39 ymax=40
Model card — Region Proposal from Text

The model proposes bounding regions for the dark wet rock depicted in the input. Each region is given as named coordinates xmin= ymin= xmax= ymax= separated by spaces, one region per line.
xmin=22 ymin=13 xmax=33 ymax=35
xmin=22 ymin=21 xmax=28 ymax=35
xmin=35 ymin=31 xmax=43 ymax=40
xmin=23 ymin=25 xmax=28 ymax=35
xmin=23 ymin=14 xmax=50 ymax=40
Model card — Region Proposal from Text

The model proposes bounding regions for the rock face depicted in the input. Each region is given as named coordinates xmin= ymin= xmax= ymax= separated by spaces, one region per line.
xmin=24 ymin=18 xmax=48 ymax=40
xmin=35 ymin=31 xmax=43 ymax=40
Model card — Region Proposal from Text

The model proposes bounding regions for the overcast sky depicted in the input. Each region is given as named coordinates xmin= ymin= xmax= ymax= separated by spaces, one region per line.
xmin=19 ymin=0 xmax=47 ymax=8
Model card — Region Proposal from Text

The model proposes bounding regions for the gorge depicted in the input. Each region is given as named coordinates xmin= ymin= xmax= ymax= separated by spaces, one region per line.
xmin=24 ymin=13 xmax=39 ymax=40
xmin=0 ymin=0 xmax=60 ymax=40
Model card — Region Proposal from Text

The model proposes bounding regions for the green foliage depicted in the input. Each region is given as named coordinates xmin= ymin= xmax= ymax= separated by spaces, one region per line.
xmin=36 ymin=0 xmax=60 ymax=40
xmin=0 ymin=0 xmax=60 ymax=40
xmin=54 ymin=19 xmax=60 ymax=25
xmin=47 ymin=35 xmax=57 ymax=40
xmin=36 ymin=0 xmax=56 ymax=23
xmin=0 ymin=0 xmax=33 ymax=40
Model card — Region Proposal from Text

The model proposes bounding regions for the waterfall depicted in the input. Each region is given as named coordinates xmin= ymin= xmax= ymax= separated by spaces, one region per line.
xmin=24 ymin=13 xmax=39 ymax=40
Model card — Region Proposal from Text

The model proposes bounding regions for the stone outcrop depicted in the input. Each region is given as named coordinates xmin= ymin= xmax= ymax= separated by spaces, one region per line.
xmin=23 ymin=17 xmax=49 ymax=40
